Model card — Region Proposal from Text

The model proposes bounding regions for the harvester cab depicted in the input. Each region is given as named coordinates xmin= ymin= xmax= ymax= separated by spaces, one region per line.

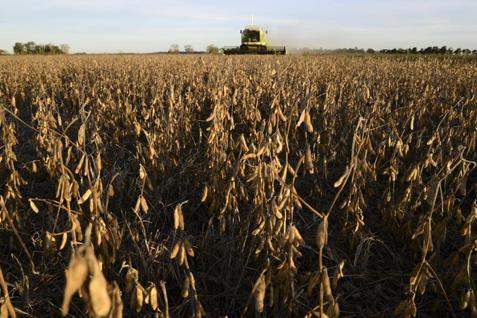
xmin=223 ymin=25 xmax=286 ymax=55
xmin=241 ymin=27 xmax=266 ymax=47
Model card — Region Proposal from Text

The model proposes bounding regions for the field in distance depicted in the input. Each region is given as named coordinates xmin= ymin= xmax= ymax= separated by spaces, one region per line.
xmin=0 ymin=54 xmax=476 ymax=317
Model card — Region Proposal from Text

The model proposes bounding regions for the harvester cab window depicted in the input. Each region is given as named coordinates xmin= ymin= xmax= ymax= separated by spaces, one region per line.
xmin=244 ymin=30 xmax=260 ymax=42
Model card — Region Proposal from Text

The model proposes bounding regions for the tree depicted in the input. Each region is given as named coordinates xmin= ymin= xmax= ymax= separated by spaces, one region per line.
xmin=0 ymin=49 xmax=7 ymax=55
xmin=366 ymin=48 xmax=375 ymax=54
xmin=168 ymin=44 xmax=179 ymax=53
xmin=13 ymin=42 xmax=26 ymax=54
xmin=184 ymin=45 xmax=194 ymax=53
xmin=34 ymin=44 xmax=45 ymax=54
xmin=60 ymin=44 xmax=70 ymax=54
xmin=25 ymin=41 xmax=36 ymax=54
xmin=206 ymin=44 xmax=219 ymax=54
xmin=45 ymin=44 xmax=62 ymax=54
xmin=13 ymin=41 xmax=65 ymax=55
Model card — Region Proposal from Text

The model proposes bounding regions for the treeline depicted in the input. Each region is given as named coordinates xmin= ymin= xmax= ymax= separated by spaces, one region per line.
xmin=13 ymin=42 xmax=70 ymax=55
xmin=296 ymin=46 xmax=477 ymax=55
xmin=379 ymin=46 xmax=477 ymax=55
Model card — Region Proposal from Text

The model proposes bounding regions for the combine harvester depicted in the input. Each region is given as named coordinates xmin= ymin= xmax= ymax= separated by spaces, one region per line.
xmin=223 ymin=24 xmax=286 ymax=55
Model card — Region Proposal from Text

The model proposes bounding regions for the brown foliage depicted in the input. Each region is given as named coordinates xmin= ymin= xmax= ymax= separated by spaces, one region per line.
xmin=0 ymin=54 xmax=476 ymax=317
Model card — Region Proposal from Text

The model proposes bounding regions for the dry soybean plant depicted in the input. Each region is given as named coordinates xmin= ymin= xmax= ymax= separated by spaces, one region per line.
xmin=0 ymin=54 xmax=476 ymax=317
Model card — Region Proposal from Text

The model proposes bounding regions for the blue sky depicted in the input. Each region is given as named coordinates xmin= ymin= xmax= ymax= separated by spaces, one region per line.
xmin=0 ymin=0 xmax=476 ymax=53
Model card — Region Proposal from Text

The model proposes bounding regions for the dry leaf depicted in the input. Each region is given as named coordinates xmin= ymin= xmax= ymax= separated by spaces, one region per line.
xmin=59 ymin=232 xmax=68 ymax=250
xmin=139 ymin=165 xmax=146 ymax=180
xmin=181 ymin=276 xmax=190 ymax=298
xmin=333 ymin=166 xmax=349 ymax=188
xmin=0 ymin=303 xmax=8 ymax=318
xmin=78 ymin=189 xmax=92 ymax=205
xmin=77 ymin=124 xmax=86 ymax=146
xmin=29 ymin=199 xmax=39 ymax=213
xmin=125 ymin=267 xmax=138 ymax=293
xmin=296 ymin=109 xmax=307 ymax=128
xmin=62 ymin=255 xmax=88 ymax=316
xmin=200 ymin=185 xmax=208 ymax=203
xmin=89 ymin=272 xmax=111 ymax=317
xmin=304 ymin=111 xmax=313 ymax=132
xmin=131 ymin=284 xmax=144 ymax=312
xmin=140 ymin=196 xmax=149 ymax=214
xmin=111 ymin=284 xmax=123 ymax=318
xmin=316 ymin=215 xmax=329 ymax=249
xmin=170 ymin=241 xmax=181 ymax=259
xmin=149 ymin=285 xmax=158 ymax=311
xmin=254 ymin=274 xmax=266 ymax=313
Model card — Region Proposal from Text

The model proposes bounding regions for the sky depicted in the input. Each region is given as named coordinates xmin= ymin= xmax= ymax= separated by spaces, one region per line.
xmin=0 ymin=0 xmax=476 ymax=53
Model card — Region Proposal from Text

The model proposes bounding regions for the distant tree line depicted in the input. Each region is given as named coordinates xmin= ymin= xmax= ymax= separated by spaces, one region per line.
xmin=295 ymin=46 xmax=477 ymax=56
xmin=167 ymin=44 xmax=219 ymax=54
xmin=168 ymin=44 xmax=196 ymax=53
xmin=379 ymin=46 xmax=477 ymax=55
xmin=13 ymin=42 xmax=70 ymax=55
